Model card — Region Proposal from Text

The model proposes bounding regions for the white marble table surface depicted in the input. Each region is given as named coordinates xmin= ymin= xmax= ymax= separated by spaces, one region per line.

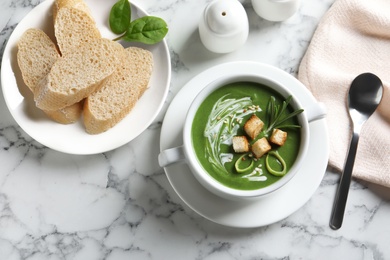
xmin=1 ymin=0 xmax=390 ymax=259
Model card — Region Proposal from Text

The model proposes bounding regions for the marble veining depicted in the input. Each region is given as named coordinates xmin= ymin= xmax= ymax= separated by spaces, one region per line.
xmin=1 ymin=0 xmax=390 ymax=259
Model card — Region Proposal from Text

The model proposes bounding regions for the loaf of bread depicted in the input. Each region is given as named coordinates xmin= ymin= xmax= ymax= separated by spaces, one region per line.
xmin=34 ymin=38 xmax=123 ymax=111
xmin=54 ymin=6 xmax=101 ymax=56
xmin=17 ymin=28 xmax=82 ymax=124
xmin=83 ymin=47 xmax=153 ymax=134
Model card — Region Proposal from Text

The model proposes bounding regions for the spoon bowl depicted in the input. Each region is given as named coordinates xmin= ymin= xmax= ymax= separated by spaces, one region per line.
xmin=349 ymin=74 xmax=383 ymax=115
xmin=330 ymin=72 xmax=383 ymax=230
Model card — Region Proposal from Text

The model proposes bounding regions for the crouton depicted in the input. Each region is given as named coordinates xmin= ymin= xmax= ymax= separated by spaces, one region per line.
xmin=232 ymin=136 xmax=250 ymax=153
xmin=244 ymin=115 xmax=264 ymax=140
xmin=251 ymin=137 xmax=271 ymax=158
xmin=270 ymin=129 xmax=287 ymax=146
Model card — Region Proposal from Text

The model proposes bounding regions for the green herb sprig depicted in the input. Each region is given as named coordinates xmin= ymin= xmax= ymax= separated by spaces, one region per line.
xmin=263 ymin=95 xmax=303 ymax=137
xmin=109 ymin=0 xmax=168 ymax=44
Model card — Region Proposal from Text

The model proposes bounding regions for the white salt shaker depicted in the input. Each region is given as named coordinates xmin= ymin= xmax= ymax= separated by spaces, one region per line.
xmin=252 ymin=0 xmax=301 ymax=22
xmin=199 ymin=0 xmax=249 ymax=53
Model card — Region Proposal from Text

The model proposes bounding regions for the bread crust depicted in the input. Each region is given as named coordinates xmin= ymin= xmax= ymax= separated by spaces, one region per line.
xmin=232 ymin=136 xmax=250 ymax=153
xmin=270 ymin=128 xmax=287 ymax=146
xmin=252 ymin=137 xmax=271 ymax=158
xmin=244 ymin=115 xmax=264 ymax=140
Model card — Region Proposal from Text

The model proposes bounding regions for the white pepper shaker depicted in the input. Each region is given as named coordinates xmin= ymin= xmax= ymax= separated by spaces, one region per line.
xmin=252 ymin=0 xmax=301 ymax=22
xmin=199 ymin=0 xmax=249 ymax=53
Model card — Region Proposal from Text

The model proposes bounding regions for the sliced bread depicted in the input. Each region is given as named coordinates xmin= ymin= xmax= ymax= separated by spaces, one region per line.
xmin=17 ymin=28 xmax=60 ymax=93
xmin=83 ymin=47 xmax=154 ymax=134
xmin=17 ymin=28 xmax=82 ymax=124
xmin=34 ymin=38 xmax=123 ymax=111
xmin=54 ymin=6 xmax=101 ymax=56
xmin=44 ymin=101 xmax=83 ymax=124
xmin=53 ymin=0 xmax=94 ymax=22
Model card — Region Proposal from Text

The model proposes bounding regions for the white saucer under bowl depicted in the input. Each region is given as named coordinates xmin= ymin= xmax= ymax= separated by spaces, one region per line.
xmin=160 ymin=61 xmax=329 ymax=228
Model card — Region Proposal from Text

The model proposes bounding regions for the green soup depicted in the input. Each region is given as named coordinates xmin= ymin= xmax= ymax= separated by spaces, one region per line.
xmin=191 ymin=82 xmax=301 ymax=191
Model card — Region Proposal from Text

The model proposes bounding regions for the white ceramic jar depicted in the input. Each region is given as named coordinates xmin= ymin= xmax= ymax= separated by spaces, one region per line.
xmin=199 ymin=0 xmax=249 ymax=53
xmin=252 ymin=0 xmax=301 ymax=22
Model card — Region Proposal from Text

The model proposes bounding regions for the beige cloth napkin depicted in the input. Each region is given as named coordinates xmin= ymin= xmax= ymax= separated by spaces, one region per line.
xmin=298 ymin=0 xmax=390 ymax=188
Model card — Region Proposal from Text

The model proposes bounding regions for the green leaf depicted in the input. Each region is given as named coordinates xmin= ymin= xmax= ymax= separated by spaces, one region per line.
xmin=109 ymin=0 xmax=131 ymax=34
xmin=273 ymin=99 xmax=289 ymax=126
xmin=275 ymin=109 xmax=304 ymax=126
xmin=267 ymin=96 xmax=276 ymax=127
xmin=275 ymin=124 xmax=301 ymax=129
xmin=123 ymin=16 xmax=168 ymax=44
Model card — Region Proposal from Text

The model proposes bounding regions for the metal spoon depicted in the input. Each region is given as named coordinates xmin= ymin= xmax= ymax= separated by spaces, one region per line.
xmin=330 ymin=72 xmax=383 ymax=230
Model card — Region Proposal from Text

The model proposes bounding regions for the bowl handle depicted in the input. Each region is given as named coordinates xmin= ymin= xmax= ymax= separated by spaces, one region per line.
xmin=306 ymin=102 xmax=327 ymax=123
xmin=158 ymin=146 xmax=186 ymax=167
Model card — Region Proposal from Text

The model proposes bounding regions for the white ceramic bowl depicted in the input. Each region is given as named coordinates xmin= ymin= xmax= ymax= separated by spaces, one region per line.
xmin=252 ymin=0 xmax=301 ymax=22
xmin=159 ymin=73 xmax=325 ymax=200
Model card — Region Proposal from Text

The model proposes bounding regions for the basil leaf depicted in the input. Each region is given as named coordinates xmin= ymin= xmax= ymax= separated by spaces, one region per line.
xmin=109 ymin=0 xmax=131 ymax=34
xmin=123 ymin=16 xmax=168 ymax=44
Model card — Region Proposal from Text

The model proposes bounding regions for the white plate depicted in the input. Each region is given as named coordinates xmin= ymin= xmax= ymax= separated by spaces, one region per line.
xmin=160 ymin=61 xmax=329 ymax=228
xmin=1 ymin=0 xmax=171 ymax=154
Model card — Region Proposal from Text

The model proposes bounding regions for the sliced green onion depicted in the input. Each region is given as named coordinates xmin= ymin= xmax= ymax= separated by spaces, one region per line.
xmin=265 ymin=151 xmax=287 ymax=176
xmin=234 ymin=154 xmax=254 ymax=173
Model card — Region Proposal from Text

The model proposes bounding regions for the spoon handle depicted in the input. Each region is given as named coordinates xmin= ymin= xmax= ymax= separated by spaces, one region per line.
xmin=330 ymin=131 xmax=360 ymax=230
